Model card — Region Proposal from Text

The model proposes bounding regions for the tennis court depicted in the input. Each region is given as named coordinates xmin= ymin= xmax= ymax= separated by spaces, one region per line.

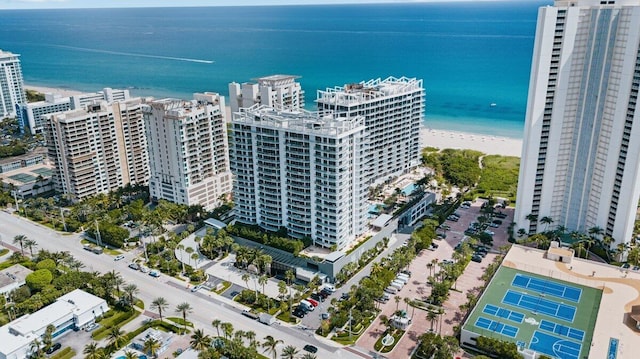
xmin=474 ymin=317 xmax=519 ymax=338
xmin=512 ymin=273 xmax=582 ymax=302
xmin=483 ymin=304 xmax=525 ymax=323
xmin=8 ymin=173 xmax=37 ymax=184
xmin=530 ymin=331 xmax=582 ymax=359
xmin=539 ymin=320 xmax=584 ymax=341
xmin=503 ymin=289 xmax=576 ymax=322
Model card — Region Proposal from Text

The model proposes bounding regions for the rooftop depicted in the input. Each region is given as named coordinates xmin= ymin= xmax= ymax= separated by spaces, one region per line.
xmin=0 ymin=163 xmax=53 ymax=186
xmin=0 ymin=264 xmax=32 ymax=290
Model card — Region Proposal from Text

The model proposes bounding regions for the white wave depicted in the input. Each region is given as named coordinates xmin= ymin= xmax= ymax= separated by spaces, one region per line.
xmin=51 ymin=44 xmax=214 ymax=64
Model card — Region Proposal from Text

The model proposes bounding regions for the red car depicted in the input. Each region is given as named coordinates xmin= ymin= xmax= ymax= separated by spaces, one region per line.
xmin=306 ymin=298 xmax=319 ymax=307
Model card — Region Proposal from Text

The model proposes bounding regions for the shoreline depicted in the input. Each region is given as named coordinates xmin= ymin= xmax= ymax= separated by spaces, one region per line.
xmin=420 ymin=127 xmax=522 ymax=157
xmin=26 ymin=83 xmax=523 ymax=158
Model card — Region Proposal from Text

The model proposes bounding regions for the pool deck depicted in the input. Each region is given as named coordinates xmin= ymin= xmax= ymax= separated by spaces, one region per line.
xmin=503 ymin=245 xmax=640 ymax=358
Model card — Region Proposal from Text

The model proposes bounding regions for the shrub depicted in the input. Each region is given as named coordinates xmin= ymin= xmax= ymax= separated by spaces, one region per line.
xmin=25 ymin=269 xmax=53 ymax=291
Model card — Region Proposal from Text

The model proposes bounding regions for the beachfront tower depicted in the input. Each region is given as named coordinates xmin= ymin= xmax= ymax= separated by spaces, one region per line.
xmin=228 ymin=75 xmax=304 ymax=113
xmin=0 ymin=49 xmax=26 ymax=118
xmin=316 ymin=76 xmax=424 ymax=186
xmin=515 ymin=0 xmax=640 ymax=245
xmin=230 ymin=105 xmax=368 ymax=250
xmin=45 ymin=98 xmax=149 ymax=201
xmin=143 ymin=93 xmax=232 ymax=211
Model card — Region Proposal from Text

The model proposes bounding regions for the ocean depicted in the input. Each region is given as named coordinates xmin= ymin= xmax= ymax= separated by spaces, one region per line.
xmin=0 ymin=1 xmax=551 ymax=138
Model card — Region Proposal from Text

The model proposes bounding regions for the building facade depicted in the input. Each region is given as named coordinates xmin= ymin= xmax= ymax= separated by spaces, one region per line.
xmin=229 ymin=75 xmax=304 ymax=113
xmin=230 ymin=105 xmax=368 ymax=249
xmin=0 ymin=49 xmax=26 ymax=119
xmin=316 ymin=76 xmax=424 ymax=186
xmin=144 ymin=93 xmax=232 ymax=211
xmin=515 ymin=0 xmax=640 ymax=244
xmin=16 ymin=88 xmax=130 ymax=135
xmin=45 ymin=98 xmax=148 ymax=201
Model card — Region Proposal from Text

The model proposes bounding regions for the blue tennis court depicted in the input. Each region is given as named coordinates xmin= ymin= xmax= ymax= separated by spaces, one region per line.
xmin=530 ymin=331 xmax=581 ymax=359
xmin=539 ymin=320 xmax=584 ymax=341
xmin=512 ymin=274 xmax=582 ymax=302
xmin=483 ymin=304 xmax=525 ymax=323
xmin=474 ymin=317 xmax=519 ymax=338
xmin=503 ymin=290 xmax=576 ymax=322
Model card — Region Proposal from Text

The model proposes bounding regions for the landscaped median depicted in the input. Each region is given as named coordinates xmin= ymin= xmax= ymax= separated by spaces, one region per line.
xmin=91 ymin=308 xmax=141 ymax=340
xmin=374 ymin=328 xmax=405 ymax=353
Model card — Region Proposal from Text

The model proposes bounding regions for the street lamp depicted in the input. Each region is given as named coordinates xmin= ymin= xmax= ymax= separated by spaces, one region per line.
xmin=11 ymin=190 xmax=20 ymax=212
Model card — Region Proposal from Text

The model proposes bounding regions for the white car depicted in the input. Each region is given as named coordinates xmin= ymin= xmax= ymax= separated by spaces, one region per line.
xmin=114 ymin=254 xmax=125 ymax=261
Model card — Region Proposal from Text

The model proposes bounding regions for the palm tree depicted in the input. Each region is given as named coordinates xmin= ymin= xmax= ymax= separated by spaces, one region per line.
xmin=211 ymin=319 xmax=222 ymax=337
xmin=245 ymin=330 xmax=257 ymax=349
xmin=262 ymin=335 xmax=283 ymax=359
xmin=108 ymin=326 xmax=126 ymax=349
xmin=83 ymin=342 xmax=104 ymax=359
xmin=300 ymin=354 xmax=317 ymax=359
xmin=24 ymin=238 xmax=38 ymax=257
xmin=258 ymin=275 xmax=268 ymax=295
xmin=190 ymin=329 xmax=212 ymax=352
xmin=280 ymin=345 xmax=299 ymax=359
xmin=539 ymin=216 xmax=553 ymax=232
xmin=221 ymin=322 xmax=234 ymax=340
xmin=13 ymin=234 xmax=26 ymax=255
xmin=394 ymin=295 xmax=401 ymax=311
xmin=151 ymin=297 xmax=168 ymax=321
xmin=403 ymin=297 xmax=411 ymax=312
xmin=241 ymin=273 xmax=250 ymax=291
xmin=42 ymin=324 xmax=55 ymax=352
xmin=142 ymin=337 xmax=161 ymax=358
xmin=123 ymin=350 xmax=138 ymax=359
xmin=123 ymin=283 xmax=139 ymax=305
xmin=175 ymin=302 xmax=193 ymax=334
xmin=427 ymin=310 xmax=438 ymax=332
xmin=589 ymin=226 xmax=604 ymax=240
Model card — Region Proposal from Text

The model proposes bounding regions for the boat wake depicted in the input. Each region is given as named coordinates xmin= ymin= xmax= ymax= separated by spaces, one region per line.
xmin=51 ymin=44 xmax=214 ymax=64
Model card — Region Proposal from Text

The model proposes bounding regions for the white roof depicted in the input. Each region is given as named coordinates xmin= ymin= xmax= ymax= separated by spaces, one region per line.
xmin=10 ymin=301 xmax=74 ymax=336
xmin=372 ymin=214 xmax=393 ymax=228
xmin=0 ymin=326 xmax=36 ymax=355
xmin=57 ymin=289 xmax=106 ymax=315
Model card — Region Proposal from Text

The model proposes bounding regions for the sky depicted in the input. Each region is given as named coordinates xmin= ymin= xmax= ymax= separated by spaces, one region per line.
xmin=0 ymin=0 xmax=502 ymax=10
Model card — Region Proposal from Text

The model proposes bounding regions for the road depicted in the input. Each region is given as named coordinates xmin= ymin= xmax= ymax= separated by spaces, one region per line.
xmin=0 ymin=212 xmax=362 ymax=359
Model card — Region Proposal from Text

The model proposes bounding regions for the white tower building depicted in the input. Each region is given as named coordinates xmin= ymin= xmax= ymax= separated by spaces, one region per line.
xmin=0 ymin=49 xmax=26 ymax=118
xmin=144 ymin=93 xmax=232 ymax=211
xmin=515 ymin=0 xmax=640 ymax=245
xmin=316 ymin=76 xmax=424 ymax=186
xmin=228 ymin=74 xmax=304 ymax=113
xmin=230 ymin=105 xmax=368 ymax=250
xmin=45 ymin=98 xmax=148 ymax=200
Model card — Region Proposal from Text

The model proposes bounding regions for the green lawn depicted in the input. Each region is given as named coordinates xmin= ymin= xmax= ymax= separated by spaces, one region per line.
xmin=463 ymin=266 xmax=601 ymax=358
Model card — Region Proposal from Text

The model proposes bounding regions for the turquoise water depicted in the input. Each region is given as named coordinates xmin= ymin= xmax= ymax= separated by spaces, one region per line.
xmin=402 ymin=183 xmax=417 ymax=196
xmin=0 ymin=1 xmax=550 ymax=138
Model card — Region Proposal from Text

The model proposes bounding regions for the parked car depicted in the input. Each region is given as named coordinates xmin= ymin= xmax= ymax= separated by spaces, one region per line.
xmin=323 ymin=284 xmax=336 ymax=293
xmin=384 ymin=286 xmax=398 ymax=294
xmin=321 ymin=312 xmax=330 ymax=320
xmin=310 ymin=293 xmax=325 ymax=302
xmin=128 ymin=263 xmax=140 ymax=270
xmin=114 ymin=254 xmax=125 ymax=261
xmin=46 ymin=343 xmax=62 ymax=355
xmin=241 ymin=310 xmax=259 ymax=320
xmin=471 ymin=255 xmax=483 ymax=263
xmin=303 ymin=345 xmax=318 ymax=354
xmin=400 ymin=270 xmax=412 ymax=277
xmin=149 ymin=270 xmax=160 ymax=277
xmin=84 ymin=323 xmax=99 ymax=332
xmin=191 ymin=285 xmax=201 ymax=292
xmin=306 ymin=298 xmax=320 ymax=307
xmin=300 ymin=300 xmax=315 ymax=311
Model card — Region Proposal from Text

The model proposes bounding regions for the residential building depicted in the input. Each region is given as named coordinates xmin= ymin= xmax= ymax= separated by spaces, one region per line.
xmin=16 ymin=88 xmax=130 ymax=135
xmin=228 ymin=74 xmax=304 ymax=113
xmin=0 ymin=265 xmax=32 ymax=297
xmin=230 ymin=105 xmax=368 ymax=249
xmin=515 ymin=0 xmax=640 ymax=245
xmin=316 ymin=76 xmax=424 ymax=186
xmin=45 ymin=98 xmax=148 ymax=201
xmin=0 ymin=148 xmax=47 ymax=173
xmin=0 ymin=163 xmax=54 ymax=199
xmin=0 ymin=289 xmax=108 ymax=359
xmin=0 ymin=49 xmax=26 ymax=119
xmin=144 ymin=93 xmax=232 ymax=211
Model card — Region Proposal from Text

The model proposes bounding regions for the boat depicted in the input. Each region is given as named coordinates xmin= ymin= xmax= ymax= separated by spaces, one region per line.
xmin=490 ymin=103 xmax=497 ymax=107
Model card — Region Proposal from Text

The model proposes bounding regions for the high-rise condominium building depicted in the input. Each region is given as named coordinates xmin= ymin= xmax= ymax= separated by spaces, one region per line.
xmin=228 ymin=75 xmax=305 ymax=113
xmin=144 ymin=93 xmax=232 ymax=211
xmin=46 ymin=98 xmax=149 ymax=200
xmin=16 ymin=88 xmax=130 ymax=135
xmin=316 ymin=76 xmax=424 ymax=186
xmin=230 ymin=105 xmax=368 ymax=250
xmin=515 ymin=0 xmax=640 ymax=244
xmin=0 ymin=49 xmax=26 ymax=118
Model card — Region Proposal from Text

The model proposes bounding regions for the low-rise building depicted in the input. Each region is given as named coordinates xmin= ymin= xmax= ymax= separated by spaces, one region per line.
xmin=0 ymin=289 xmax=108 ymax=359
xmin=0 ymin=264 xmax=32 ymax=297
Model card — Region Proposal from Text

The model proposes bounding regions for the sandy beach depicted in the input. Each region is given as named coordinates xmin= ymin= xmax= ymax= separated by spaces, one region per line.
xmin=420 ymin=127 xmax=522 ymax=157
xmin=24 ymin=84 xmax=84 ymax=97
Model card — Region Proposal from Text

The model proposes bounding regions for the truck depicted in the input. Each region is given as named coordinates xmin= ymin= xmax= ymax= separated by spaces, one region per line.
xmin=258 ymin=313 xmax=276 ymax=326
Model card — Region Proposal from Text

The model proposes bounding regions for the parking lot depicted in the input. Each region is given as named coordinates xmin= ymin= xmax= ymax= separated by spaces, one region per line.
xmin=356 ymin=200 xmax=514 ymax=358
